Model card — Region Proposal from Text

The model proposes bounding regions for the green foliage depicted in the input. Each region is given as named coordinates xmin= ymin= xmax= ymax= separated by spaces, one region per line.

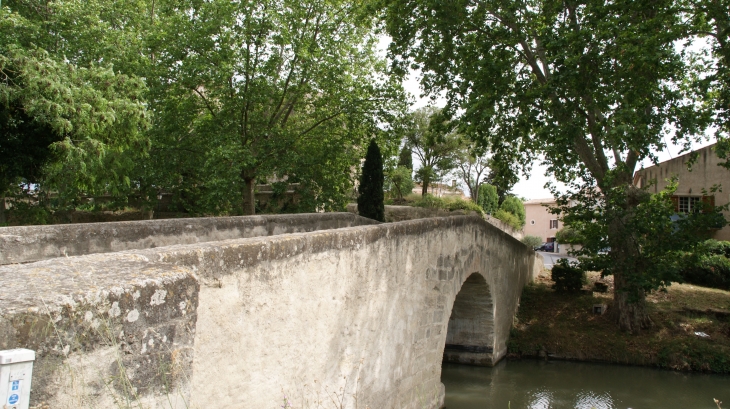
xmin=679 ymin=240 xmax=730 ymax=290
xmin=500 ymin=196 xmax=526 ymax=228
xmin=521 ymin=235 xmax=543 ymax=248
xmin=445 ymin=198 xmax=483 ymax=213
xmin=477 ymin=183 xmax=499 ymax=214
xmin=494 ymin=209 xmax=521 ymax=230
xmin=691 ymin=0 xmax=730 ymax=148
xmin=0 ymin=0 xmax=152 ymax=212
xmin=551 ymin=259 xmax=586 ymax=293
xmin=143 ymin=0 xmax=405 ymax=215
xmin=411 ymin=194 xmax=483 ymax=214
xmin=386 ymin=166 xmax=414 ymax=200
xmin=358 ymin=140 xmax=385 ymax=222
xmin=555 ymin=226 xmax=585 ymax=245
xmin=561 ymin=180 xmax=728 ymax=299
xmin=0 ymin=46 xmax=149 ymax=204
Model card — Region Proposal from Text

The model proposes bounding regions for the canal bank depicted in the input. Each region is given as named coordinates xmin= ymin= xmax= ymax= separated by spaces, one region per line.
xmin=507 ymin=271 xmax=730 ymax=374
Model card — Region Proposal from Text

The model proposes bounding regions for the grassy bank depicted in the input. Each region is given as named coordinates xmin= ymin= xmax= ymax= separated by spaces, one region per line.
xmin=508 ymin=271 xmax=730 ymax=373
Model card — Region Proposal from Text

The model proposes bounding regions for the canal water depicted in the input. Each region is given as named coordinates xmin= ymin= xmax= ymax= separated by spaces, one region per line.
xmin=441 ymin=360 xmax=730 ymax=409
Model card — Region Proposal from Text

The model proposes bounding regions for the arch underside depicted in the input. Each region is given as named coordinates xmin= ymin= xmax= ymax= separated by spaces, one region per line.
xmin=443 ymin=273 xmax=495 ymax=366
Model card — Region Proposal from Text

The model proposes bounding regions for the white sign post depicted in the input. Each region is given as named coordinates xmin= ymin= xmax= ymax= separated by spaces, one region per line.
xmin=0 ymin=349 xmax=35 ymax=409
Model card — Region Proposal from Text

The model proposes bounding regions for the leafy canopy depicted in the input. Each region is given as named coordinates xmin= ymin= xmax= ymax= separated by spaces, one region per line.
xmin=382 ymin=0 xmax=718 ymax=332
xmin=0 ymin=4 xmax=149 ymax=202
xmin=146 ymin=0 xmax=404 ymax=214
xmin=402 ymin=106 xmax=462 ymax=196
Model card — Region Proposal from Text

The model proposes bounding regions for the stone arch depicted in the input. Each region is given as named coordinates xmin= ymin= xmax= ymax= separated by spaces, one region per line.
xmin=443 ymin=272 xmax=496 ymax=366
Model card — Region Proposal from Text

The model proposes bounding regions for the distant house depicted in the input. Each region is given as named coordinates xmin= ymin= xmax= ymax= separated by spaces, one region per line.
xmin=523 ymin=198 xmax=560 ymax=244
xmin=633 ymin=143 xmax=730 ymax=241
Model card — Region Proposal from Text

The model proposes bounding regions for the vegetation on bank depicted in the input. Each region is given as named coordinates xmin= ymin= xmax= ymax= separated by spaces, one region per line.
xmin=509 ymin=272 xmax=730 ymax=374
xmin=680 ymin=240 xmax=730 ymax=291
xmin=385 ymin=193 xmax=484 ymax=215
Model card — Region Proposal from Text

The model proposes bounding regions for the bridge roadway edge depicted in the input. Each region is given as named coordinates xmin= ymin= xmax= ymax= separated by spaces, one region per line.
xmin=0 ymin=213 xmax=540 ymax=408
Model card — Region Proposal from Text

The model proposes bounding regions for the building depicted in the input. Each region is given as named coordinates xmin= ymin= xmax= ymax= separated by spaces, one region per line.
xmin=523 ymin=198 xmax=561 ymax=244
xmin=633 ymin=143 xmax=730 ymax=240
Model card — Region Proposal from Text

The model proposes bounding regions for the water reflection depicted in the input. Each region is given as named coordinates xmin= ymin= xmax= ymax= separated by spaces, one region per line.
xmin=441 ymin=360 xmax=730 ymax=409
xmin=527 ymin=389 xmax=552 ymax=409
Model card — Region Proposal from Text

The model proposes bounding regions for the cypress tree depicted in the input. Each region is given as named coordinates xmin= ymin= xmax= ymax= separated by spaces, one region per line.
xmin=397 ymin=145 xmax=413 ymax=170
xmin=358 ymin=139 xmax=385 ymax=222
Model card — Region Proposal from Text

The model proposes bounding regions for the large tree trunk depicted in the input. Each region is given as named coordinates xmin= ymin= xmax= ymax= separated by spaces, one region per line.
xmin=241 ymin=173 xmax=256 ymax=216
xmin=607 ymin=185 xmax=653 ymax=333
xmin=612 ymin=272 xmax=653 ymax=333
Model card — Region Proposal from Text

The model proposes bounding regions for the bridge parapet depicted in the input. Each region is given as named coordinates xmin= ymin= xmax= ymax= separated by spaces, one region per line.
xmin=0 ymin=212 xmax=377 ymax=265
xmin=0 ymin=213 xmax=539 ymax=409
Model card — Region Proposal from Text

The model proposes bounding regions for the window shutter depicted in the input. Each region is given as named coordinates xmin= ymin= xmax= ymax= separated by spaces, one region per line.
xmin=670 ymin=195 xmax=679 ymax=213
xmin=702 ymin=195 xmax=715 ymax=211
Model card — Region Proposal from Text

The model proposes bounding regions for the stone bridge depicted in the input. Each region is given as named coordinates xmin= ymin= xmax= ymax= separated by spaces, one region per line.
xmin=0 ymin=212 xmax=540 ymax=409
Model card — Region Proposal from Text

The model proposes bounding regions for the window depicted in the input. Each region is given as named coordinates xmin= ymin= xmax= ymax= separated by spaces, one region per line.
xmin=679 ymin=196 xmax=700 ymax=213
xmin=671 ymin=195 xmax=714 ymax=214
xmin=549 ymin=219 xmax=558 ymax=229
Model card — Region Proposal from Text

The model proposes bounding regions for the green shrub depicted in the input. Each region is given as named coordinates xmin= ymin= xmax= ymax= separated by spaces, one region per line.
xmin=446 ymin=197 xmax=484 ymax=214
xmin=411 ymin=194 xmax=483 ymax=215
xmin=551 ymin=258 xmax=586 ymax=292
xmin=521 ymin=235 xmax=542 ymax=248
xmin=680 ymin=240 xmax=730 ymax=290
xmin=6 ymin=200 xmax=53 ymax=226
xmin=412 ymin=194 xmax=447 ymax=209
xmin=494 ymin=209 xmax=521 ymax=230
xmin=500 ymin=196 xmax=526 ymax=228
xmin=555 ymin=226 xmax=585 ymax=245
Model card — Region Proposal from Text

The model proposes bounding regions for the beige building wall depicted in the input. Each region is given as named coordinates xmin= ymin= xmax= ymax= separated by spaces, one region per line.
xmin=523 ymin=198 xmax=561 ymax=242
xmin=634 ymin=143 xmax=730 ymax=241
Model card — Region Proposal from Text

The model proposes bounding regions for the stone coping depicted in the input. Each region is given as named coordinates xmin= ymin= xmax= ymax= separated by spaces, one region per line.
xmin=0 ymin=212 xmax=377 ymax=265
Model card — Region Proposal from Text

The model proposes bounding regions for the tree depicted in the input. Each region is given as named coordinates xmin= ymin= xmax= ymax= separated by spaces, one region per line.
xmin=555 ymin=226 xmax=585 ymax=245
xmin=454 ymin=141 xmax=490 ymax=203
xmin=397 ymin=144 xmax=413 ymax=170
xmin=383 ymin=0 xmax=712 ymax=332
xmin=693 ymin=0 xmax=730 ymax=166
xmin=404 ymin=106 xmax=462 ymax=196
xmin=386 ymin=166 xmax=414 ymax=201
xmin=0 ymin=3 xmax=150 ymax=212
xmin=477 ymin=183 xmax=499 ymax=214
xmin=358 ymin=140 xmax=385 ymax=221
xmin=560 ymin=181 xmax=726 ymax=310
xmin=148 ymin=0 xmax=402 ymax=215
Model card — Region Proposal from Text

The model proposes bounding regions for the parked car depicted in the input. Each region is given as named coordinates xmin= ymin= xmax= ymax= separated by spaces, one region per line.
xmin=535 ymin=242 xmax=555 ymax=252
